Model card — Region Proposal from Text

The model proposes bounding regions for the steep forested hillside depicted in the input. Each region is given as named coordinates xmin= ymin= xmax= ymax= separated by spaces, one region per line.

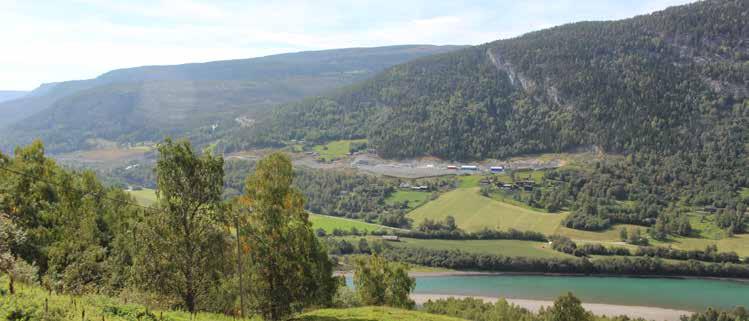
xmin=0 ymin=45 xmax=463 ymax=153
xmin=244 ymin=0 xmax=748 ymax=161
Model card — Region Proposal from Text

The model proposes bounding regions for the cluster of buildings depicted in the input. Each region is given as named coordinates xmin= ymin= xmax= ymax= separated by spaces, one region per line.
xmin=446 ymin=165 xmax=505 ymax=173
xmin=399 ymin=182 xmax=429 ymax=190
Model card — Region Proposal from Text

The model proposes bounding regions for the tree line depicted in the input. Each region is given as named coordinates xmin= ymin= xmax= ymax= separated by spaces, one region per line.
xmin=384 ymin=247 xmax=749 ymax=279
xmin=549 ymin=235 xmax=743 ymax=264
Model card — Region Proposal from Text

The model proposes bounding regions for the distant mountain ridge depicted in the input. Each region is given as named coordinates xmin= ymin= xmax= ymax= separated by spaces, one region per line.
xmin=242 ymin=0 xmax=748 ymax=160
xmin=0 ymin=45 xmax=464 ymax=153
xmin=0 ymin=91 xmax=28 ymax=103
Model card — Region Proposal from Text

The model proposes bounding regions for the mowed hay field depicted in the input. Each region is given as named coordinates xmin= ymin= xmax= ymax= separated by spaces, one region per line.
xmin=310 ymin=213 xmax=397 ymax=233
xmin=313 ymin=139 xmax=367 ymax=161
xmin=652 ymin=234 xmax=749 ymax=257
xmin=393 ymin=238 xmax=572 ymax=259
xmin=407 ymin=187 xmax=565 ymax=234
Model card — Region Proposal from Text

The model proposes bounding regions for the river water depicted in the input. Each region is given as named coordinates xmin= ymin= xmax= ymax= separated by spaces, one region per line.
xmin=347 ymin=274 xmax=749 ymax=311
xmin=410 ymin=275 xmax=749 ymax=311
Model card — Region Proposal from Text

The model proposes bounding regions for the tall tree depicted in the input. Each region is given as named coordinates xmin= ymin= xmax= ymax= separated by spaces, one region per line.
xmin=543 ymin=292 xmax=593 ymax=321
xmin=239 ymin=152 xmax=337 ymax=321
xmin=0 ymin=213 xmax=26 ymax=294
xmin=134 ymin=138 xmax=227 ymax=313
xmin=353 ymin=254 xmax=415 ymax=309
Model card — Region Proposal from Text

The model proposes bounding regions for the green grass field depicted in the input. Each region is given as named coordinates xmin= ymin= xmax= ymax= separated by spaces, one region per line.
xmin=651 ymin=233 xmax=749 ymax=257
xmin=125 ymin=188 xmax=158 ymax=206
xmin=300 ymin=307 xmax=467 ymax=321
xmin=313 ymin=139 xmax=368 ymax=161
xmin=407 ymin=187 xmax=566 ymax=234
xmin=0 ymin=277 xmax=467 ymax=321
xmin=457 ymin=175 xmax=482 ymax=188
xmin=386 ymin=190 xmax=432 ymax=209
xmin=1 ymin=277 xmax=237 ymax=321
xmin=310 ymin=213 xmax=395 ymax=233
xmin=392 ymin=238 xmax=571 ymax=259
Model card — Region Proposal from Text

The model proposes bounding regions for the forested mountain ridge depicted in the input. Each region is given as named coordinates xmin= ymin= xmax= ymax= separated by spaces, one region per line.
xmin=0 ymin=45 xmax=464 ymax=153
xmin=243 ymin=0 xmax=748 ymax=160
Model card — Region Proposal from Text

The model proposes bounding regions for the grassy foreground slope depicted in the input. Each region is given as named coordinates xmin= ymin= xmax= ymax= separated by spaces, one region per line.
xmin=0 ymin=278 xmax=467 ymax=321
xmin=300 ymin=307 xmax=468 ymax=321
xmin=408 ymin=187 xmax=565 ymax=234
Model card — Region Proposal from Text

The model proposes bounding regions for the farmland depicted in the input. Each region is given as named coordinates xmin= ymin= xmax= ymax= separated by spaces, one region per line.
xmin=310 ymin=213 xmax=396 ymax=233
xmin=392 ymin=238 xmax=571 ymax=259
xmin=386 ymin=190 xmax=432 ymax=209
xmin=407 ymin=187 xmax=566 ymax=234
xmin=122 ymin=172 xmax=748 ymax=258
xmin=312 ymin=139 xmax=368 ymax=161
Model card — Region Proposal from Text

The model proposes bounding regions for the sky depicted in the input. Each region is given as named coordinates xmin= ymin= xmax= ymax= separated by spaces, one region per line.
xmin=0 ymin=0 xmax=695 ymax=91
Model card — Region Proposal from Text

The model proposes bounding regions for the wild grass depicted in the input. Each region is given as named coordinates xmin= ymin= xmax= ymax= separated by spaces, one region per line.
xmin=126 ymin=188 xmax=158 ymax=206
xmin=299 ymin=307 xmax=468 ymax=321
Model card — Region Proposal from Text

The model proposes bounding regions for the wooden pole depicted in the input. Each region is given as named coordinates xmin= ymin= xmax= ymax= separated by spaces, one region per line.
xmin=235 ymin=215 xmax=245 ymax=319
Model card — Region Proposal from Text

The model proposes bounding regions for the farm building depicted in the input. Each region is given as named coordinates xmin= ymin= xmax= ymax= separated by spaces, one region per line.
xmin=382 ymin=235 xmax=400 ymax=242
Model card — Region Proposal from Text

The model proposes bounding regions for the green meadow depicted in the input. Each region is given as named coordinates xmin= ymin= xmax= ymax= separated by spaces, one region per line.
xmin=407 ymin=187 xmax=566 ymax=234
xmin=312 ymin=139 xmax=368 ymax=161
xmin=392 ymin=238 xmax=571 ymax=259
xmin=386 ymin=190 xmax=432 ymax=209
xmin=310 ymin=213 xmax=395 ymax=233
xmin=126 ymin=188 xmax=158 ymax=206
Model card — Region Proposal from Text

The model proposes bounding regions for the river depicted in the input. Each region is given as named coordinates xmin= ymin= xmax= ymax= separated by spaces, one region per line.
xmin=347 ymin=274 xmax=749 ymax=311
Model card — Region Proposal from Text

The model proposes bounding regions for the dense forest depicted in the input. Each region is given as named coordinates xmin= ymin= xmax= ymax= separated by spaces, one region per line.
xmin=0 ymin=45 xmax=462 ymax=154
xmin=241 ymin=0 xmax=748 ymax=160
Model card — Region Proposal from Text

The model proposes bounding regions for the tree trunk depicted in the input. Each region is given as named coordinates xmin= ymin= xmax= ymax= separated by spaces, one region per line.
xmin=9 ymin=274 xmax=14 ymax=295
xmin=235 ymin=217 xmax=245 ymax=318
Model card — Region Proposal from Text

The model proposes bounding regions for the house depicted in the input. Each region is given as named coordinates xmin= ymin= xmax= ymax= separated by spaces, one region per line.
xmin=490 ymin=166 xmax=505 ymax=173
xmin=460 ymin=165 xmax=478 ymax=171
xmin=382 ymin=235 xmax=400 ymax=242
xmin=411 ymin=185 xmax=429 ymax=191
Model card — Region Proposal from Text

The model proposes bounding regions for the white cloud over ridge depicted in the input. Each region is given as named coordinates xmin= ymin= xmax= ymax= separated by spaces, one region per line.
xmin=0 ymin=0 xmax=694 ymax=90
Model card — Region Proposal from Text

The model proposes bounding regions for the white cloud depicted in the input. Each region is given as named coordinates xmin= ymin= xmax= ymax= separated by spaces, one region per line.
xmin=0 ymin=0 xmax=698 ymax=90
